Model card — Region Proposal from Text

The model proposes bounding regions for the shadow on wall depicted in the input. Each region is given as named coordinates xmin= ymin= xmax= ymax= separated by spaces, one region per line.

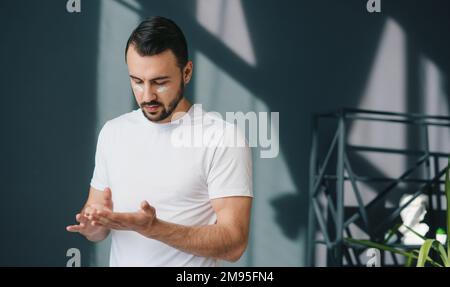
xmin=0 ymin=0 xmax=100 ymax=266
xmin=127 ymin=0 xmax=386 ymax=266
xmin=127 ymin=0 xmax=450 ymax=266
xmin=0 ymin=0 xmax=449 ymax=266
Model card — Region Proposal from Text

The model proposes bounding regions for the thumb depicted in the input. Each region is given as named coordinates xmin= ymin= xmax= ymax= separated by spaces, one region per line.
xmin=103 ymin=187 xmax=113 ymax=204
xmin=140 ymin=201 xmax=153 ymax=213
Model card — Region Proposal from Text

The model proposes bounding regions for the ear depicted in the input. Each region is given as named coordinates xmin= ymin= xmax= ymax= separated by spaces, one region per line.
xmin=183 ymin=61 xmax=193 ymax=84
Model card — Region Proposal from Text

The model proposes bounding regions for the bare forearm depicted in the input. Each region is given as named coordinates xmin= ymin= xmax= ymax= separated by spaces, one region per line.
xmin=144 ymin=219 xmax=246 ymax=262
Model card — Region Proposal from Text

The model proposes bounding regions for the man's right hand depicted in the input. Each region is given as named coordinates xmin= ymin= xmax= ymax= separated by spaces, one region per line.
xmin=66 ymin=187 xmax=113 ymax=242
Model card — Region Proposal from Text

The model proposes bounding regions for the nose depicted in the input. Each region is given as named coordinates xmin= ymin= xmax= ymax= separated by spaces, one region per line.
xmin=141 ymin=83 xmax=157 ymax=102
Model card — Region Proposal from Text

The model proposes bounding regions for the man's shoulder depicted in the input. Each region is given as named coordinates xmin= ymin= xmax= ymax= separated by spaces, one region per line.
xmin=193 ymin=106 xmax=233 ymax=129
xmin=192 ymin=106 xmax=247 ymax=148
xmin=104 ymin=109 xmax=141 ymax=129
xmin=98 ymin=109 xmax=142 ymax=140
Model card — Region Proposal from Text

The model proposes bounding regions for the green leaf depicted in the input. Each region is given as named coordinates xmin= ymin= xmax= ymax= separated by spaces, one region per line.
xmin=435 ymin=241 xmax=449 ymax=267
xmin=405 ymin=255 xmax=414 ymax=267
xmin=404 ymin=225 xmax=448 ymax=266
xmin=345 ymin=238 xmax=415 ymax=259
xmin=345 ymin=237 xmax=442 ymax=267
xmin=417 ymin=239 xmax=435 ymax=267
xmin=383 ymin=223 xmax=402 ymax=244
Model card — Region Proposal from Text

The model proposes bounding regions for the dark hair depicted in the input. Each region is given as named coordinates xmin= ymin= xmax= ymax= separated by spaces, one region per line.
xmin=125 ymin=16 xmax=188 ymax=69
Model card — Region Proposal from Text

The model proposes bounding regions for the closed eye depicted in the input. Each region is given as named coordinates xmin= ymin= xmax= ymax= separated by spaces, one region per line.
xmin=153 ymin=81 xmax=169 ymax=86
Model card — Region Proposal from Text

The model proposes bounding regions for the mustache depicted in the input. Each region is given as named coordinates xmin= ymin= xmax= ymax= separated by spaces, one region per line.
xmin=141 ymin=101 xmax=162 ymax=107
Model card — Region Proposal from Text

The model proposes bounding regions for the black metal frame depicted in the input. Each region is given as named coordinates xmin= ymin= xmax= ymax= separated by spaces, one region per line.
xmin=306 ymin=108 xmax=450 ymax=266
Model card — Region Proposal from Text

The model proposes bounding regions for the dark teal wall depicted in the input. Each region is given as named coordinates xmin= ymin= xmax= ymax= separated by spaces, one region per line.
xmin=0 ymin=0 xmax=449 ymax=266
xmin=0 ymin=0 xmax=100 ymax=266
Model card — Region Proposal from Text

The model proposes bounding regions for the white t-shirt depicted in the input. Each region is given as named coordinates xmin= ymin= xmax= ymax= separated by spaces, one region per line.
xmin=90 ymin=104 xmax=253 ymax=267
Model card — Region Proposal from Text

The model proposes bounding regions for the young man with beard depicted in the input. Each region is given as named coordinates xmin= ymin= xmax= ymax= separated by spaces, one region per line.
xmin=67 ymin=16 xmax=253 ymax=267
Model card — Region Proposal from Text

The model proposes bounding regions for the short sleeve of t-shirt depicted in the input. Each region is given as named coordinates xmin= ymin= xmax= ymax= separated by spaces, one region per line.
xmin=90 ymin=122 xmax=111 ymax=191
xmin=206 ymin=124 xmax=253 ymax=199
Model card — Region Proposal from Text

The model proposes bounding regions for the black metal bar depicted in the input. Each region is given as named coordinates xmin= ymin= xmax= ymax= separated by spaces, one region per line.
xmin=323 ymin=174 xmax=446 ymax=185
xmin=325 ymin=188 xmax=337 ymax=226
xmin=372 ymin=167 xmax=447 ymax=235
xmin=347 ymin=144 xmax=449 ymax=158
xmin=344 ymin=227 xmax=362 ymax=266
xmin=313 ymin=128 xmax=340 ymax=197
xmin=334 ymin=116 xmax=345 ymax=266
xmin=434 ymin=155 xmax=442 ymax=213
xmin=309 ymin=108 xmax=450 ymax=267
xmin=344 ymin=153 xmax=370 ymax=233
xmin=318 ymin=108 xmax=450 ymax=122
xmin=343 ymin=115 xmax=450 ymax=127
xmin=422 ymin=124 xmax=435 ymax=233
xmin=344 ymin=154 xmax=429 ymax=228
xmin=306 ymin=116 xmax=319 ymax=266
xmin=342 ymin=244 xmax=355 ymax=266
xmin=313 ymin=199 xmax=333 ymax=250
xmin=342 ymin=108 xmax=450 ymax=121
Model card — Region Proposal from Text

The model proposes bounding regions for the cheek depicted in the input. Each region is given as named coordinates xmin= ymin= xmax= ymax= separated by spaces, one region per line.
xmin=132 ymin=83 xmax=144 ymax=93
xmin=131 ymin=84 xmax=144 ymax=102
xmin=156 ymin=85 xmax=169 ymax=93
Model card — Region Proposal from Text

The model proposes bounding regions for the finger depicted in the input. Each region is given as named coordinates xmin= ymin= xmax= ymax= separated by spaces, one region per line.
xmin=91 ymin=210 xmax=116 ymax=225
xmin=95 ymin=208 xmax=113 ymax=218
xmin=66 ymin=224 xmax=83 ymax=232
xmin=94 ymin=221 xmax=112 ymax=229
xmin=76 ymin=213 xmax=87 ymax=223
xmin=103 ymin=187 xmax=113 ymax=209
xmin=140 ymin=201 xmax=152 ymax=212
xmin=88 ymin=210 xmax=101 ymax=221
xmin=83 ymin=206 xmax=94 ymax=217
xmin=90 ymin=220 xmax=105 ymax=227
xmin=94 ymin=211 xmax=134 ymax=229
xmin=92 ymin=211 xmax=121 ymax=227
xmin=96 ymin=209 xmax=123 ymax=222
xmin=92 ymin=218 xmax=121 ymax=230
xmin=86 ymin=207 xmax=100 ymax=219
xmin=103 ymin=187 xmax=112 ymax=201
xmin=89 ymin=213 xmax=105 ymax=224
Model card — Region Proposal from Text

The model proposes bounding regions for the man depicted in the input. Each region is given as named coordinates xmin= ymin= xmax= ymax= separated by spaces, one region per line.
xmin=66 ymin=16 xmax=253 ymax=267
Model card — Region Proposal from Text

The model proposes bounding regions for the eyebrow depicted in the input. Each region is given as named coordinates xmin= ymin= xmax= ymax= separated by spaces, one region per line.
xmin=129 ymin=75 xmax=170 ymax=82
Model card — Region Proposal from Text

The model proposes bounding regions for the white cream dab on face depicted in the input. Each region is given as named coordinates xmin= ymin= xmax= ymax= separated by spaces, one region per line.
xmin=156 ymin=85 xmax=169 ymax=93
xmin=133 ymin=83 xmax=144 ymax=93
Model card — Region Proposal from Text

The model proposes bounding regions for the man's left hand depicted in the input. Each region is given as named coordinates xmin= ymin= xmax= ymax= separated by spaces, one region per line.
xmin=89 ymin=200 xmax=157 ymax=237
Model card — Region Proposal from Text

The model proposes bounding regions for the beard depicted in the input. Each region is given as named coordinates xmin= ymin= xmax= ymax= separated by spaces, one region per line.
xmin=140 ymin=81 xmax=184 ymax=122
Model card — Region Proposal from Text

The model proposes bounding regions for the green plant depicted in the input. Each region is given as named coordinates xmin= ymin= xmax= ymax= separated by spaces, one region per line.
xmin=345 ymin=156 xmax=450 ymax=267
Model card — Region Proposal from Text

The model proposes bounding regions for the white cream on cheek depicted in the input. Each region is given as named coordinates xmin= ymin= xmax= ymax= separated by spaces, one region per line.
xmin=156 ymin=85 xmax=169 ymax=93
xmin=133 ymin=83 xmax=169 ymax=94
xmin=133 ymin=83 xmax=145 ymax=93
